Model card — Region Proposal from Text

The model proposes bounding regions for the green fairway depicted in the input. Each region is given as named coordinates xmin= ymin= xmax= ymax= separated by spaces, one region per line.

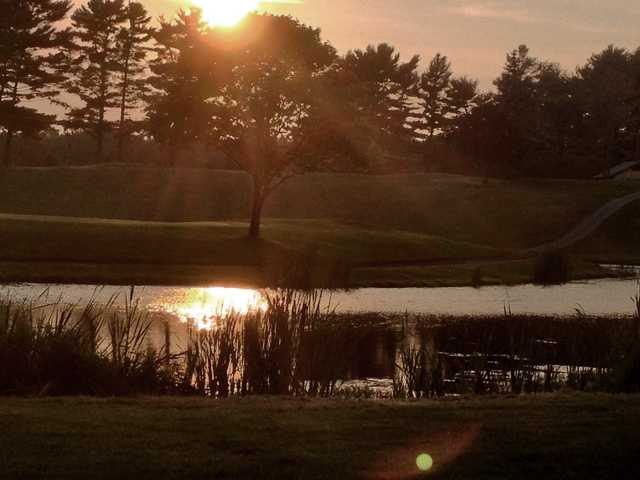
xmin=0 ymin=166 xmax=638 ymax=249
xmin=0 ymin=214 xmax=624 ymax=287
xmin=0 ymin=214 xmax=504 ymax=286
xmin=0 ymin=395 xmax=639 ymax=479
xmin=0 ymin=166 xmax=638 ymax=286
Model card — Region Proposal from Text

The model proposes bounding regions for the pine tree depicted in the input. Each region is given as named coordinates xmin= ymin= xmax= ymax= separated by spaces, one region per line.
xmin=343 ymin=44 xmax=419 ymax=145
xmin=412 ymin=53 xmax=452 ymax=139
xmin=444 ymin=76 xmax=478 ymax=135
xmin=577 ymin=46 xmax=637 ymax=172
xmin=146 ymin=10 xmax=214 ymax=166
xmin=65 ymin=0 xmax=127 ymax=162
xmin=115 ymin=1 xmax=153 ymax=163
xmin=493 ymin=45 xmax=541 ymax=166
xmin=0 ymin=0 xmax=71 ymax=166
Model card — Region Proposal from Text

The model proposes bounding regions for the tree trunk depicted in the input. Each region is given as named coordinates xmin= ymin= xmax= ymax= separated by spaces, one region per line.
xmin=249 ymin=176 xmax=267 ymax=238
xmin=97 ymin=122 xmax=104 ymax=162
xmin=117 ymin=48 xmax=131 ymax=164
xmin=2 ymin=129 xmax=14 ymax=167
xmin=116 ymin=127 xmax=125 ymax=164
xmin=97 ymin=53 xmax=108 ymax=162
xmin=248 ymin=182 xmax=265 ymax=239
xmin=168 ymin=142 xmax=177 ymax=167
xmin=3 ymin=78 xmax=19 ymax=167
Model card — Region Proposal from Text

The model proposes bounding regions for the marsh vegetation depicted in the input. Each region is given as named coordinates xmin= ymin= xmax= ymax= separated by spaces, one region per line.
xmin=2 ymin=285 xmax=640 ymax=398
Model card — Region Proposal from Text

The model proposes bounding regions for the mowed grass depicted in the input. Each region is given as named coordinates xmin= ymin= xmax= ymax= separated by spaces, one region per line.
xmin=1 ymin=395 xmax=639 ymax=479
xmin=0 ymin=165 xmax=638 ymax=250
xmin=0 ymin=166 xmax=639 ymax=286
xmin=0 ymin=215 xmax=501 ymax=286
xmin=576 ymin=200 xmax=640 ymax=264
xmin=0 ymin=215 xmax=499 ymax=265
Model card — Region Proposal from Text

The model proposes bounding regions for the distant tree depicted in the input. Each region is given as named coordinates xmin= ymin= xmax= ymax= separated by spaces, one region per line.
xmin=493 ymin=45 xmax=540 ymax=167
xmin=632 ymin=48 xmax=640 ymax=162
xmin=114 ymin=1 xmax=153 ymax=163
xmin=342 ymin=43 xmax=419 ymax=146
xmin=530 ymin=63 xmax=583 ymax=173
xmin=453 ymin=44 xmax=640 ymax=178
xmin=441 ymin=76 xmax=479 ymax=142
xmin=146 ymin=9 xmax=215 ymax=165
xmin=447 ymin=77 xmax=478 ymax=118
xmin=449 ymin=92 xmax=510 ymax=176
xmin=65 ymin=0 xmax=127 ymax=161
xmin=0 ymin=0 xmax=71 ymax=166
xmin=576 ymin=45 xmax=637 ymax=173
xmin=411 ymin=53 xmax=452 ymax=139
xmin=462 ymin=46 xmax=586 ymax=177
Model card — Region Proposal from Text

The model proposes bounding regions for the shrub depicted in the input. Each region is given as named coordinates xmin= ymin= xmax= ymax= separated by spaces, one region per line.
xmin=533 ymin=251 xmax=571 ymax=285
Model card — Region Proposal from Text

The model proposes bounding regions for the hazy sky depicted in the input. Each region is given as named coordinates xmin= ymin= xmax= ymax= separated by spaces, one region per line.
xmin=131 ymin=0 xmax=640 ymax=88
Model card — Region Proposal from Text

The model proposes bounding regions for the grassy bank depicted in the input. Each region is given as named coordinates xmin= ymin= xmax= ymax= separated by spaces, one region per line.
xmin=0 ymin=215 xmax=504 ymax=287
xmin=1 ymin=395 xmax=639 ymax=479
xmin=0 ymin=214 xmax=621 ymax=287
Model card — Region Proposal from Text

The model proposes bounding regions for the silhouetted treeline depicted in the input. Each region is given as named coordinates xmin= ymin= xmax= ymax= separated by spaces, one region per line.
xmin=1 ymin=3 xmax=640 ymax=216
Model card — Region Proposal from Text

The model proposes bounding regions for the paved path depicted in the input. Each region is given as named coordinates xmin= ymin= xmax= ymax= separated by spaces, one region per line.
xmin=594 ymin=160 xmax=640 ymax=179
xmin=525 ymin=190 xmax=640 ymax=255
xmin=362 ymin=189 xmax=640 ymax=268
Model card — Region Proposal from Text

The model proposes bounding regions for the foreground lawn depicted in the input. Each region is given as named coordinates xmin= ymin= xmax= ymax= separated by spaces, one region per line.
xmin=0 ymin=395 xmax=639 ymax=479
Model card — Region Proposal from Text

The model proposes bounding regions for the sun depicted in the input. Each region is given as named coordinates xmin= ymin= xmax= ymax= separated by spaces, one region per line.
xmin=191 ymin=0 xmax=260 ymax=27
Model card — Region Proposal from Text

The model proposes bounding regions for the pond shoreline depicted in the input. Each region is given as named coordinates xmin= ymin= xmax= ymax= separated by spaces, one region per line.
xmin=0 ymin=258 xmax=636 ymax=289
xmin=2 ymin=276 xmax=639 ymax=317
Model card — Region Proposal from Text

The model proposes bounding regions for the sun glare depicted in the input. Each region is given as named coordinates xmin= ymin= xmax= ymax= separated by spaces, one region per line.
xmin=159 ymin=287 xmax=267 ymax=330
xmin=191 ymin=0 xmax=260 ymax=27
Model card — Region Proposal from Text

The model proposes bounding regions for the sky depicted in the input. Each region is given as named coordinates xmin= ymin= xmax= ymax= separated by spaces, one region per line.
xmin=133 ymin=0 xmax=640 ymax=88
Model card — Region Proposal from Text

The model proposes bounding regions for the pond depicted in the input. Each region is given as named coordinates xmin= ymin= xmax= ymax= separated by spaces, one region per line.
xmin=1 ymin=277 xmax=638 ymax=322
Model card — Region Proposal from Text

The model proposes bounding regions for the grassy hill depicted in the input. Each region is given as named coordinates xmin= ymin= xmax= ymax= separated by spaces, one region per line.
xmin=576 ymin=200 xmax=640 ymax=263
xmin=0 ymin=165 xmax=637 ymax=286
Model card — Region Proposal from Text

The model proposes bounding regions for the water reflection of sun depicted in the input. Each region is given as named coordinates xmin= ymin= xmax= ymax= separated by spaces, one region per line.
xmin=160 ymin=287 xmax=267 ymax=330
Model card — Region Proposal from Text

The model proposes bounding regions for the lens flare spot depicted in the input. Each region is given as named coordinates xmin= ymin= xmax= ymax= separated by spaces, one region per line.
xmin=416 ymin=453 xmax=434 ymax=472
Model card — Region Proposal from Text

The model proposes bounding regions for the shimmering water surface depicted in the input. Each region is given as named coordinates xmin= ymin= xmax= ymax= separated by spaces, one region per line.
xmin=1 ymin=278 xmax=638 ymax=324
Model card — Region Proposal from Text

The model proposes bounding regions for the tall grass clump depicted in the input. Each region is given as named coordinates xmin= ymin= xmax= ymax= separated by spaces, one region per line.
xmin=182 ymin=312 xmax=242 ymax=397
xmin=393 ymin=296 xmax=640 ymax=397
xmin=240 ymin=289 xmax=359 ymax=396
xmin=0 ymin=295 xmax=107 ymax=395
xmin=104 ymin=288 xmax=176 ymax=395
xmin=0 ymin=289 xmax=175 ymax=396
xmin=612 ymin=283 xmax=640 ymax=392
xmin=182 ymin=289 xmax=360 ymax=397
